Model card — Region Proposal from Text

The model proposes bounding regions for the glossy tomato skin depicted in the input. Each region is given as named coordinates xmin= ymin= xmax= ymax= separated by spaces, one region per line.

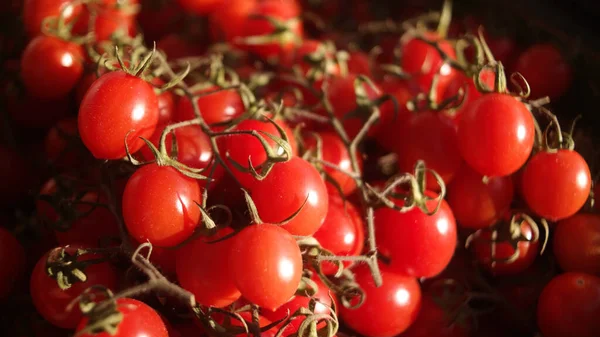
xmin=304 ymin=132 xmax=361 ymax=195
xmin=250 ymin=157 xmax=328 ymax=236
xmin=471 ymin=220 xmax=539 ymax=275
xmin=446 ymin=165 xmax=514 ymax=229
xmin=175 ymin=86 xmax=245 ymax=125
xmin=78 ymin=71 xmax=159 ymax=160
xmin=208 ymin=0 xmax=257 ymax=42
xmin=229 ymin=224 xmax=303 ymax=310
xmin=176 ymin=228 xmax=241 ymax=307
xmin=537 ymin=272 xmax=600 ymax=337
xmin=21 ymin=36 xmax=84 ymax=99
xmin=375 ymin=193 xmax=457 ymax=278
xmin=313 ymin=194 xmax=364 ymax=274
xmin=92 ymin=8 xmax=137 ymax=42
xmin=514 ymin=43 xmax=572 ymax=100
xmin=30 ymin=246 xmax=118 ymax=329
xmin=553 ymin=214 xmax=600 ymax=276
xmin=522 ymin=149 xmax=591 ymax=221
xmin=0 ymin=227 xmax=26 ymax=299
xmin=394 ymin=111 xmax=462 ymax=191
xmin=400 ymin=295 xmax=469 ymax=337
xmin=458 ymin=93 xmax=535 ymax=177
xmin=122 ymin=164 xmax=202 ymax=247
xmin=444 ymin=69 xmax=496 ymax=125
xmin=76 ymin=298 xmax=168 ymax=337
xmin=23 ymin=0 xmax=83 ymax=38
xmin=339 ymin=264 xmax=421 ymax=337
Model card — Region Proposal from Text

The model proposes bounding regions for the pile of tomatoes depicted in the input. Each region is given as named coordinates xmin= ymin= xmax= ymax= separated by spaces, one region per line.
xmin=1 ymin=0 xmax=599 ymax=337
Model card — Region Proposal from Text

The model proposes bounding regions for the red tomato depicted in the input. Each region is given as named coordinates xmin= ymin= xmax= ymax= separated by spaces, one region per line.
xmin=325 ymin=74 xmax=382 ymax=138
xmin=304 ymin=132 xmax=361 ymax=195
xmin=137 ymin=2 xmax=184 ymax=44
xmin=313 ymin=194 xmax=364 ymax=274
xmin=279 ymin=39 xmax=340 ymax=77
xmin=446 ymin=165 xmax=514 ymax=229
xmin=375 ymin=192 xmax=457 ymax=278
xmin=93 ymin=7 xmax=137 ymax=42
xmin=400 ymin=31 xmax=457 ymax=99
xmin=347 ymin=51 xmax=372 ymax=77
xmin=229 ymin=224 xmax=302 ymax=310
xmin=23 ymin=0 xmax=83 ymax=38
xmin=0 ymin=227 xmax=25 ymax=299
xmin=339 ymin=264 xmax=421 ymax=337
xmin=211 ymin=311 xmax=276 ymax=337
xmin=393 ymin=111 xmax=462 ymax=191
xmin=76 ymin=298 xmax=168 ymax=337
xmin=145 ymin=244 xmax=177 ymax=277
xmin=217 ymin=118 xmax=297 ymax=187
xmin=400 ymin=295 xmax=469 ymax=337
xmin=514 ymin=43 xmax=572 ymax=100
xmin=122 ymin=164 xmax=202 ymax=247
xmin=78 ymin=71 xmax=159 ymax=160
xmin=44 ymin=118 xmax=80 ymax=169
xmin=521 ymin=149 xmax=591 ymax=221
xmin=153 ymin=79 xmax=176 ymax=126
xmin=21 ymin=36 xmax=84 ymax=99
xmin=176 ymin=0 xmax=223 ymax=15
xmin=553 ymin=214 xmax=600 ymax=276
xmin=262 ymin=277 xmax=335 ymax=334
xmin=471 ymin=219 xmax=539 ymax=275
xmin=537 ymin=272 xmax=600 ymax=337
xmin=176 ymin=228 xmax=241 ymax=307
xmin=249 ymin=157 xmax=328 ymax=236
xmin=443 ymin=69 xmax=496 ymax=125
xmin=30 ymin=246 xmax=118 ymax=329
xmin=375 ymin=79 xmax=415 ymax=150
xmin=458 ymin=93 xmax=535 ymax=177
xmin=236 ymin=0 xmax=303 ymax=61
xmin=139 ymin=125 xmax=213 ymax=171
xmin=208 ymin=0 xmax=257 ymax=42
xmin=175 ymin=86 xmax=245 ymax=125
xmin=76 ymin=72 xmax=98 ymax=104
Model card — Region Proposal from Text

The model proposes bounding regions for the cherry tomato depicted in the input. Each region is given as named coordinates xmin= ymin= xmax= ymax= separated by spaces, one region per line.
xmin=400 ymin=295 xmax=469 ymax=337
xmin=217 ymin=118 xmax=297 ymax=187
xmin=375 ymin=192 xmax=457 ymax=278
xmin=249 ymin=157 xmax=328 ymax=236
xmin=443 ymin=68 xmax=496 ymax=125
xmin=0 ymin=227 xmax=25 ymax=299
xmin=393 ymin=111 xmax=462 ymax=191
xmin=325 ymin=74 xmax=382 ymax=138
xmin=208 ymin=0 xmax=257 ymax=42
xmin=175 ymin=86 xmax=245 ymax=125
xmin=23 ymin=0 xmax=83 ymax=38
xmin=20 ymin=36 xmax=84 ymax=99
xmin=211 ymin=311 xmax=276 ymax=337
xmin=76 ymin=298 xmax=168 ymax=337
xmin=347 ymin=50 xmax=373 ymax=77
xmin=236 ymin=0 xmax=303 ymax=61
xmin=553 ymin=214 xmax=600 ymax=276
xmin=78 ymin=71 xmax=159 ymax=160
xmin=521 ymin=149 xmax=591 ymax=221
xmin=122 ymin=164 xmax=202 ymax=247
xmin=514 ymin=43 xmax=572 ymax=100
xmin=304 ymin=132 xmax=361 ymax=195
xmin=30 ymin=246 xmax=118 ymax=329
xmin=280 ymin=39 xmax=340 ymax=77
xmin=153 ymin=79 xmax=176 ymax=126
xmin=93 ymin=7 xmax=137 ymax=42
xmin=339 ymin=264 xmax=421 ymax=337
xmin=229 ymin=223 xmax=303 ymax=310
xmin=471 ymin=219 xmax=539 ymax=275
xmin=446 ymin=165 xmax=514 ymax=229
xmin=313 ymin=194 xmax=364 ymax=274
xmin=458 ymin=93 xmax=535 ymax=177
xmin=176 ymin=228 xmax=241 ymax=307
xmin=177 ymin=0 xmax=223 ymax=15
xmin=400 ymin=31 xmax=457 ymax=99
xmin=375 ymin=79 xmax=415 ymax=150
xmin=537 ymin=272 xmax=600 ymax=337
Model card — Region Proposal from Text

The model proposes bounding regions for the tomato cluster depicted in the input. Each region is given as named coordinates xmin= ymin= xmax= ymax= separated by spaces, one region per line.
xmin=1 ymin=1 xmax=600 ymax=337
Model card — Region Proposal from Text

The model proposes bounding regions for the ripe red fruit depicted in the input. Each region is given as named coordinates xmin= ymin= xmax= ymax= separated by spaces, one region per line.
xmin=76 ymin=298 xmax=168 ymax=337
xmin=122 ymin=164 xmax=202 ymax=247
xmin=537 ymin=272 xmax=600 ymax=337
xmin=21 ymin=36 xmax=84 ymax=99
xmin=458 ymin=93 xmax=535 ymax=177
xmin=176 ymin=228 xmax=241 ymax=307
xmin=23 ymin=0 xmax=83 ymax=38
xmin=78 ymin=71 xmax=159 ymax=159
xmin=446 ymin=165 xmax=514 ymax=229
xmin=339 ymin=264 xmax=421 ymax=337
xmin=514 ymin=43 xmax=572 ymax=100
xmin=521 ymin=149 xmax=591 ymax=221
xmin=229 ymin=224 xmax=303 ymax=310
xmin=0 ymin=227 xmax=25 ymax=299
xmin=250 ymin=157 xmax=328 ymax=236
xmin=553 ymin=214 xmax=600 ymax=276
xmin=175 ymin=86 xmax=245 ymax=125
xmin=400 ymin=295 xmax=469 ymax=337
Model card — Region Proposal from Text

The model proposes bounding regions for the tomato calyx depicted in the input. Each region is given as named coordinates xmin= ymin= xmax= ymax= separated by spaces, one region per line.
xmin=45 ymin=246 xmax=112 ymax=290
xmin=235 ymin=14 xmax=302 ymax=60
xmin=74 ymin=287 xmax=124 ymax=336
xmin=466 ymin=212 xmax=548 ymax=267
xmin=40 ymin=0 xmax=89 ymax=44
